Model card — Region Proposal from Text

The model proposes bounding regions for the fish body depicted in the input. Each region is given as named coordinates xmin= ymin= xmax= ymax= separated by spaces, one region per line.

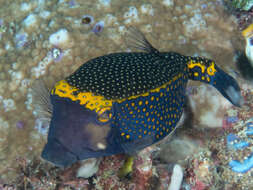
xmin=41 ymin=29 xmax=242 ymax=167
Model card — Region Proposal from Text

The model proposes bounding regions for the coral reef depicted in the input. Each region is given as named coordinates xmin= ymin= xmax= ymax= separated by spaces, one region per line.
xmin=224 ymin=0 xmax=253 ymax=11
xmin=184 ymin=85 xmax=253 ymax=190
xmin=224 ymin=0 xmax=253 ymax=31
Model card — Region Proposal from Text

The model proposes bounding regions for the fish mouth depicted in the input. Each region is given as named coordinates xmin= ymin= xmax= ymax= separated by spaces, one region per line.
xmin=41 ymin=138 xmax=78 ymax=168
xmin=212 ymin=67 xmax=243 ymax=107
xmin=224 ymin=85 xmax=244 ymax=107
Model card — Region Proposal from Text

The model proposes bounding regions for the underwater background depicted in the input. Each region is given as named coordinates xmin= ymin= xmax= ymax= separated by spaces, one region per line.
xmin=0 ymin=0 xmax=253 ymax=189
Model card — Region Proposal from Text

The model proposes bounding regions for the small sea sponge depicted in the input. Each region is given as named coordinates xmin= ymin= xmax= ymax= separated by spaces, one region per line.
xmin=49 ymin=28 xmax=73 ymax=49
xmin=81 ymin=15 xmax=94 ymax=25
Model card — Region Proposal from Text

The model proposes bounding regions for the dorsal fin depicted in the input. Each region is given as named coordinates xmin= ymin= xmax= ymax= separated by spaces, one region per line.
xmin=125 ymin=26 xmax=159 ymax=53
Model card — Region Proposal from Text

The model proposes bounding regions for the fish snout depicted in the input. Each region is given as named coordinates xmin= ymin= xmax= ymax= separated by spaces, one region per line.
xmin=41 ymin=138 xmax=77 ymax=168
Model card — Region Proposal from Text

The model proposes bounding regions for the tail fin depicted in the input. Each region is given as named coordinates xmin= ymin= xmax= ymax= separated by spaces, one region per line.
xmin=187 ymin=56 xmax=243 ymax=107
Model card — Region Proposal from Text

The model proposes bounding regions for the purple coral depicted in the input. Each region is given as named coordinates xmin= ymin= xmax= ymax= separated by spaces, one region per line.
xmin=201 ymin=4 xmax=208 ymax=9
xmin=92 ymin=21 xmax=104 ymax=34
xmin=16 ymin=120 xmax=25 ymax=129
xmin=226 ymin=116 xmax=238 ymax=123
xmin=68 ymin=0 xmax=76 ymax=7
xmin=15 ymin=33 xmax=28 ymax=49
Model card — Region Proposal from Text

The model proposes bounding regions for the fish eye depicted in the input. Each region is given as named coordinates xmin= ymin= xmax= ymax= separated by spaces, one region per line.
xmin=96 ymin=108 xmax=113 ymax=124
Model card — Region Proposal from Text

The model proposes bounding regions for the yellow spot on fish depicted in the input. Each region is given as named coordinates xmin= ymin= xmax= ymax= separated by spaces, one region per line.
xmin=194 ymin=72 xmax=199 ymax=77
xmin=121 ymin=132 xmax=125 ymax=136
xmin=126 ymin=134 xmax=130 ymax=139
xmin=207 ymin=62 xmax=216 ymax=76
xmin=138 ymin=101 xmax=143 ymax=106
xmin=188 ymin=60 xmax=205 ymax=73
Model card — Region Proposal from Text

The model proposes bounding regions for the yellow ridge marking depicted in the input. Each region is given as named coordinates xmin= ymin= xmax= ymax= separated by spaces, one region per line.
xmin=52 ymin=80 xmax=112 ymax=113
xmin=206 ymin=62 xmax=216 ymax=76
xmin=52 ymin=73 xmax=184 ymax=112
xmin=188 ymin=60 xmax=205 ymax=73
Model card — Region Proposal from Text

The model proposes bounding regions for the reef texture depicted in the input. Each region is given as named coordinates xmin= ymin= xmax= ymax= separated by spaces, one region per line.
xmin=0 ymin=0 xmax=253 ymax=189
xmin=224 ymin=0 xmax=253 ymax=31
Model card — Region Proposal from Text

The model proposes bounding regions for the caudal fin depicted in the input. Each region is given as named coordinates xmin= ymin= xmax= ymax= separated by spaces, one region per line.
xmin=187 ymin=56 xmax=243 ymax=107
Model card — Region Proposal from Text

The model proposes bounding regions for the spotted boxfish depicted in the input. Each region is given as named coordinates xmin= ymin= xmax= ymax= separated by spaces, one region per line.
xmin=40 ymin=28 xmax=243 ymax=167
